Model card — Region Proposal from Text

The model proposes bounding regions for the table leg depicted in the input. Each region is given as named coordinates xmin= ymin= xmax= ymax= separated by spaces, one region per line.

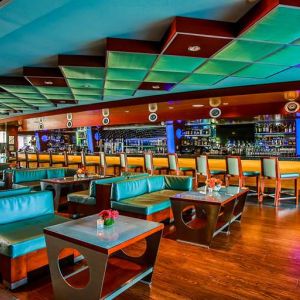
xmin=45 ymin=234 xmax=108 ymax=300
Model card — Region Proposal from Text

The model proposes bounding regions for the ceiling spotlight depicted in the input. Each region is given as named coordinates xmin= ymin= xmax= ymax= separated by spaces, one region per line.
xmin=223 ymin=102 xmax=229 ymax=105
xmin=44 ymin=81 xmax=53 ymax=85
xmin=169 ymin=106 xmax=174 ymax=110
xmin=125 ymin=110 xmax=130 ymax=113
xmin=188 ymin=46 xmax=201 ymax=52
xmin=152 ymin=85 xmax=160 ymax=89
xmin=192 ymin=104 xmax=204 ymax=108
xmin=83 ymin=84 xmax=91 ymax=88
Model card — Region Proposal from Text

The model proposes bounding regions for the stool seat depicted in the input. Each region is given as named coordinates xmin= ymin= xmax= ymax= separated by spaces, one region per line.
xmin=39 ymin=160 xmax=50 ymax=163
xmin=85 ymin=162 xmax=98 ymax=166
xmin=280 ymin=173 xmax=299 ymax=179
xmin=179 ymin=167 xmax=195 ymax=172
xmin=107 ymin=163 xmax=120 ymax=168
xmin=211 ymin=170 xmax=226 ymax=175
xmin=154 ymin=166 xmax=168 ymax=170
xmin=128 ymin=164 xmax=142 ymax=168
xmin=243 ymin=171 xmax=260 ymax=177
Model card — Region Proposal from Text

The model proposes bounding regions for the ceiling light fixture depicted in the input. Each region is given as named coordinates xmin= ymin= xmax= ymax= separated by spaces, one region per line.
xmin=223 ymin=102 xmax=229 ymax=105
xmin=125 ymin=110 xmax=130 ymax=113
xmin=169 ymin=107 xmax=174 ymax=109
xmin=44 ymin=81 xmax=53 ymax=85
xmin=188 ymin=46 xmax=201 ymax=52
xmin=152 ymin=85 xmax=160 ymax=89
xmin=84 ymin=84 xmax=91 ymax=88
xmin=192 ymin=104 xmax=204 ymax=108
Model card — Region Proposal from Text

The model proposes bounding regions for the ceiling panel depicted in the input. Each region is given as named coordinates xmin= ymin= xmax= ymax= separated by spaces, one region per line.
xmin=106 ymin=69 xmax=148 ymax=82
xmin=61 ymin=66 xmax=105 ymax=79
xmin=145 ymin=71 xmax=188 ymax=83
xmin=182 ymin=73 xmax=224 ymax=85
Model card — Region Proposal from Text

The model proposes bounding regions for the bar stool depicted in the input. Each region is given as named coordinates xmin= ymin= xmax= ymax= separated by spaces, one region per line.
xmin=49 ymin=151 xmax=65 ymax=167
xmin=37 ymin=151 xmax=51 ymax=167
xmin=119 ymin=152 xmax=143 ymax=173
xmin=16 ymin=151 xmax=27 ymax=168
xmin=25 ymin=151 xmax=38 ymax=168
xmin=143 ymin=151 xmax=168 ymax=175
xmin=81 ymin=151 xmax=99 ymax=174
xmin=99 ymin=151 xmax=120 ymax=175
xmin=225 ymin=155 xmax=260 ymax=198
xmin=260 ymin=157 xmax=299 ymax=206
xmin=195 ymin=154 xmax=226 ymax=185
xmin=64 ymin=151 xmax=81 ymax=168
xmin=167 ymin=153 xmax=196 ymax=176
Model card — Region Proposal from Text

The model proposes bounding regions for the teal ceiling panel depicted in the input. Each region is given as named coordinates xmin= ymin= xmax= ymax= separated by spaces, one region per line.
xmin=1 ymin=85 xmax=38 ymax=93
xmin=145 ymin=71 xmax=188 ymax=83
xmin=241 ymin=6 xmax=300 ymax=44
xmin=104 ymin=80 xmax=140 ymax=90
xmin=182 ymin=74 xmax=224 ymax=85
xmin=71 ymin=88 xmax=102 ymax=95
xmin=0 ymin=93 xmax=18 ymax=99
xmin=152 ymin=55 xmax=205 ymax=73
xmin=107 ymin=52 xmax=157 ymax=70
xmin=61 ymin=66 xmax=105 ymax=79
xmin=67 ymin=78 xmax=103 ymax=89
xmin=13 ymin=93 xmax=45 ymax=99
xmin=214 ymin=40 xmax=283 ymax=63
xmin=106 ymin=68 xmax=148 ymax=81
xmin=74 ymin=94 xmax=101 ymax=101
xmin=104 ymin=89 xmax=135 ymax=96
xmin=195 ymin=59 xmax=248 ymax=75
xmin=259 ymin=46 xmax=300 ymax=66
xmin=36 ymin=86 xmax=71 ymax=94
xmin=44 ymin=93 xmax=74 ymax=100
xmin=233 ymin=63 xmax=287 ymax=79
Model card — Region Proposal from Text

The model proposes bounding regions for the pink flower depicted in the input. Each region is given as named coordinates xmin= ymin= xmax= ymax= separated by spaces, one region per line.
xmin=98 ymin=209 xmax=119 ymax=220
xmin=111 ymin=210 xmax=119 ymax=220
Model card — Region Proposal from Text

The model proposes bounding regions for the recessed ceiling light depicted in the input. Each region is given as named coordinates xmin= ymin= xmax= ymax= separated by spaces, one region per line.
xmin=44 ymin=81 xmax=53 ymax=85
xmin=188 ymin=46 xmax=201 ymax=52
xmin=125 ymin=110 xmax=130 ymax=113
xmin=83 ymin=84 xmax=90 ymax=88
xmin=192 ymin=104 xmax=204 ymax=107
xmin=169 ymin=106 xmax=174 ymax=110
xmin=223 ymin=102 xmax=229 ymax=105
xmin=152 ymin=85 xmax=160 ymax=89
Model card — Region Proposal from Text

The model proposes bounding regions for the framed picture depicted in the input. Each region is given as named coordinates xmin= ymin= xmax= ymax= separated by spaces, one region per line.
xmin=8 ymin=136 xmax=15 ymax=145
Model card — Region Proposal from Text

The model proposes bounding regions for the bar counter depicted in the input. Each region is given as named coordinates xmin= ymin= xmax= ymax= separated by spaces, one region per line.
xmin=16 ymin=152 xmax=300 ymax=189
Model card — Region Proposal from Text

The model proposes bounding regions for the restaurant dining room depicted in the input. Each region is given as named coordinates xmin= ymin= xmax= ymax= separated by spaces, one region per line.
xmin=0 ymin=0 xmax=300 ymax=299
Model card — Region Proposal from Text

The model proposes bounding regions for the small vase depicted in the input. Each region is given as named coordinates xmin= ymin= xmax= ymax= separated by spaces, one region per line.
xmin=213 ymin=184 xmax=222 ymax=192
xmin=104 ymin=218 xmax=114 ymax=227
xmin=97 ymin=218 xmax=104 ymax=229
xmin=207 ymin=187 xmax=213 ymax=195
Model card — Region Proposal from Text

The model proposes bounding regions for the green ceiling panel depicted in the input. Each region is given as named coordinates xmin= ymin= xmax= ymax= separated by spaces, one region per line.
xmin=145 ymin=71 xmax=188 ymax=83
xmin=107 ymin=52 xmax=157 ymax=70
xmin=74 ymin=94 xmax=101 ymax=101
xmin=241 ymin=6 xmax=300 ymax=44
xmin=61 ymin=66 xmax=105 ymax=79
xmin=104 ymin=80 xmax=140 ymax=90
xmin=233 ymin=63 xmax=287 ymax=79
xmin=13 ymin=93 xmax=45 ymax=99
xmin=44 ymin=94 xmax=74 ymax=100
xmin=259 ymin=46 xmax=300 ymax=66
xmin=67 ymin=79 xmax=103 ymax=89
xmin=104 ymin=89 xmax=134 ymax=96
xmin=71 ymin=88 xmax=102 ymax=95
xmin=106 ymin=68 xmax=148 ymax=81
xmin=36 ymin=87 xmax=71 ymax=94
xmin=0 ymin=93 xmax=18 ymax=99
xmin=1 ymin=85 xmax=38 ymax=93
xmin=195 ymin=60 xmax=248 ymax=75
xmin=214 ymin=40 xmax=283 ymax=63
xmin=182 ymin=74 xmax=224 ymax=85
xmin=153 ymin=55 xmax=205 ymax=73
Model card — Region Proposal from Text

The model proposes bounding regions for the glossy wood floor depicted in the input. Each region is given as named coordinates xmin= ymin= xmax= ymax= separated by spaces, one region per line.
xmin=1 ymin=197 xmax=300 ymax=300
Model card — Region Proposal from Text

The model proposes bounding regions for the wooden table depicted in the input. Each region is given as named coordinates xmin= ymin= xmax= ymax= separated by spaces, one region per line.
xmin=40 ymin=175 xmax=109 ymax=210
xmin=170 ymin=186 xmax=249 ymax=248
xmin=44 ymin=215 xmax=163 ymax=300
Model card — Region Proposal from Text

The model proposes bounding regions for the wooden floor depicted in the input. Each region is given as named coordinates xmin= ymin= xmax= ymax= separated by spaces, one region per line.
xmin=1 ymin=197 xmax=300 ymax=300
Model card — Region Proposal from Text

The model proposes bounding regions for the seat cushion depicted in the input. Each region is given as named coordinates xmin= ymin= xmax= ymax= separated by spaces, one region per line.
xmin=164 ymin=175 xmax=193 ymax=191
xmin=147 ymin=176 xmax=165 ymax=193
xmin=14 ymin=169 xmax=47 ymax=183
xmin=280 ymin=173 xmax=299 ymax=179
xmin=243 ymin=171 xmax=260 ymax=177
xmin=67 ymin=190 xmax=96 ymax=205
xmin=111 ymin=193 xmax=171 ymax=216
xmin=210 ymin=170 xmax=226 ymax=175
xmin=0 ymin=184 xmax=31 ymax=198
xmin=128 ymin=164 xmax=142 ymax=168
xmin=47 ymin=168 xmax=65 ymax=179
xmin=179 ymin=167 xmax=195 ymax=172
xmin=0 ymin=214 xmax=69 ymax=258
xmin=89 ymin=176 xmax=126 ymax=198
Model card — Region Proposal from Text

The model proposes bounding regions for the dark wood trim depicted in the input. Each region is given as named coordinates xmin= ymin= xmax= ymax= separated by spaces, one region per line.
xmin=0 ymin=76 xmax=31 ymax=86
xmin=23 ymin=67 xmax=64 ymax=77
xmin=58 ymin=55 xmax=105 ymax=67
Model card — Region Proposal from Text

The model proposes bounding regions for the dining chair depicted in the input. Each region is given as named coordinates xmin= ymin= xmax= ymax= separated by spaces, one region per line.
xmin=260 ymin=157 xmax=299 ymax=206
xmin=25 ymin=151 xmax=38 ymax=168
xmin=99 ymin=151 xmax=120 ymax=175
xmin=49 ymin=151 xmax=65 ymax=167
xmin=36 ymin=151 xmax=51 ymax=167
xmin=167 ymin=153 xmax=196 ymax=176
xmin=143 ymin=151 xmax=168 ymax=175
xmin=81 ymin=151 xmax=99 ymax=173
xmin=16 ymin=151 xmax=27 ymax=168
xmin=119 ymin=152 xmax=143 ymax=173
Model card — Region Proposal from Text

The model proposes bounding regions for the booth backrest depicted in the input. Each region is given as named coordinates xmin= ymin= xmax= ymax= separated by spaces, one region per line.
xmin=0 ymin=191 xmax=54 ymax=225
xmin=147 ymin=176 xmax=165 ymax=193
xmin=0 ymin=185 xmax=31 ymax=198
xmin=164 ymin=175 xmax=193 ymax=191
xmin=47 ymin=168 xmax=65 ymax=179
xmin=111 ymin=177 xmax=149 ymax=201
xmin=90 ymin=176 xmax=126 ymax=197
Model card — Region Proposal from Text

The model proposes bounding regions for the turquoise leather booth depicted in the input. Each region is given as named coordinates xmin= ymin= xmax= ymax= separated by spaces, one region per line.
xmin=0 ymin=182 xmax=31 ymax=198
xmin=0 ymin=191 xmax=69 ymax=258
xmin=110 ymin=175 xmax=193 ymax=217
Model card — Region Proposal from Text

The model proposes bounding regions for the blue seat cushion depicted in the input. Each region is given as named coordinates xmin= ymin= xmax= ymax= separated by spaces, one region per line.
xmin=14 ymin=169 xmax=47 ymax=183
xmin=68 ymin=190 xmax=96 ymax=205
xmin=147 ymin=176 xmax=165 ymax=193
xmin=47 ymin=168 xmax=65 ymax=179
xmin=0 ymin=214 xmax=69 ymax=258
xmin=179 ymin=167 xmax=195 ymax=172
xmin=210 ymin=170 xmax=226 ymax=175
xmin=243 ymin=171 xmax=260 ymax=177
xmin=281 ymin=173 xmax=299 ymax=179
xmin=0 ymin=183 xmax=31 ymax=198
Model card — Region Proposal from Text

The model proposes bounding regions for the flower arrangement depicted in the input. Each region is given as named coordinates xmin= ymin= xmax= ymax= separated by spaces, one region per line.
xmin=76 ymin=166 xmax=88 ymax=177
xmin=98 ymin=209 xmax=119 ymax=226
xmin=206 ymin=177 xmax=222 ymax=192
xmin=8 ymin=163 xmax=17 ymax=169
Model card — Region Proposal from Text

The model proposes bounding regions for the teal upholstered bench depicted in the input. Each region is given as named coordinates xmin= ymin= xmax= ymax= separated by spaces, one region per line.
xmin=6 ymin=167 xmax=77 ymax=190
xmin=0 ymin=191 xmax=70 ymax=289
xmin=67 ymin=172 xmax=149 ymax=216
xmin=0 ymin=182 xmax=32 ymax=197
xmin=110 ymin=175 xmax=193 ymax=222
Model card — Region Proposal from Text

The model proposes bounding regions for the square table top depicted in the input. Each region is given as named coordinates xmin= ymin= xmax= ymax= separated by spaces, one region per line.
xmin=170 ymin=186 xmax=248 ymax=205
xmin=44 ymin=215 xmax=163 ymax=255
xmin=41 ymin=175 xmax=110 ymax=184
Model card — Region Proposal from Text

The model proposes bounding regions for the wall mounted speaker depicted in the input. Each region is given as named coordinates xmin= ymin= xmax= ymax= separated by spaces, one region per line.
xmin=38 ymin=123 xmax=44 ymax=130
xmin=67 ymin=120 xmax=73 ymax=128
xmin=148 ymin=103 xmax=158 ymax=112
xmin=102 ymin=117 xmax=110 ymax=125
xmin=209 ymin=107 xmax=221 ymax=118
xmin=102 ymin=108 xmax=110 ymax=117
xmin=67 ymin=113 xmax=73 ymax=121
xmin=209 ymin=97 xmax=222 ymax=107
xmin=148 ymin=113 xmax=158 ymax=122
xmin=284 ymin=101 xmax=300 ymax=113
